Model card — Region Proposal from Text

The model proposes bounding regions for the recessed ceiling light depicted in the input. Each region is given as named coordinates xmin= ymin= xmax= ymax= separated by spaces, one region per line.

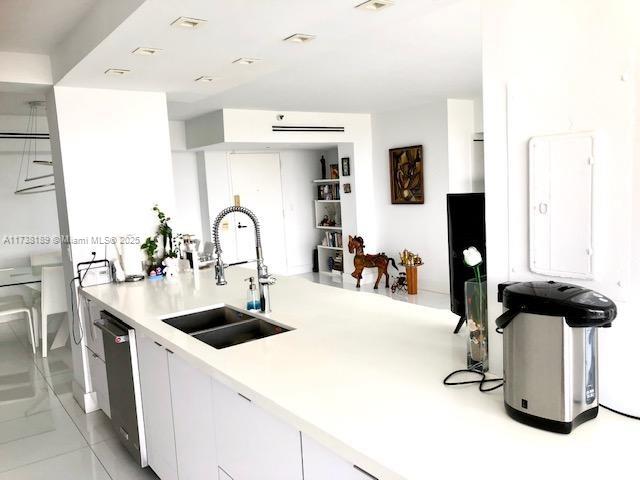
xmin=232 ymin=57 xmax=261 ymax=65
xmin=355 ymin=0 xmax=394 ymax=11
xmin=132 ymin=47 xmax=163 ymax=56
xmin=194 ymin=76 xmax=216 ymax=83
xmin=283 ymin=33 xmax=316 ymax=44
xmin=104 ymin=68 xmax=130 ymax=76
xmin=171 ymin=16 xmax=207 ymax=28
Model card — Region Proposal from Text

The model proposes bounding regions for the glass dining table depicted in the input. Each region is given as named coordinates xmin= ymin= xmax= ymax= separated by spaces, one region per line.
xmin=0 ymin=266 xmax=49 ymax=288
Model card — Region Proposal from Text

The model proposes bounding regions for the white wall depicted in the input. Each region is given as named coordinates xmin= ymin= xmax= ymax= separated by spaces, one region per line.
xmin=0 ymin=52 xmax=52 ymax=85
xmin=47 ymin=86 xmax=175 ymax=407
xmin=371 ymin=101 xmax=451 ymax=294
xmin=280 ymin=150 xmax=321 ymax=274
xmin=170 ymin=121 xmax=202 ymax=241
xmin=0 ymin=114 xmax=59 ymax=267
xmin=483 ymin=0 xmax=639 ymax=413
xmin=185 ymin=109 xmax=377 ymax=256
xmin=447 ymin=99 xmax=477 ymax=193
xmin=197 ymin=148 xmax=319 ymax=275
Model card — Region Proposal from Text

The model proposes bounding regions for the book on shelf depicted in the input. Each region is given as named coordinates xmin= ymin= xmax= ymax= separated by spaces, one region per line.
xmin=317 ymin=183 xmax=341 ymax=201
xmin=334 ymin=251 xmax=344 ymax=272
xmin=323 ymin=231 xmax=342 ymax=248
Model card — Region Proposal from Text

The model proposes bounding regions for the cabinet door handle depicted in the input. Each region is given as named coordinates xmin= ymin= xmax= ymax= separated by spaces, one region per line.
xmin=353 ymin=465 xmax=379 ymax=480
xmin=154 ymin=341 xmax=162 ymax=348
xmin=166 ymin=348 xmax=174 ymax=354
xmin=237 ymin=393 xmax=252 ymax=402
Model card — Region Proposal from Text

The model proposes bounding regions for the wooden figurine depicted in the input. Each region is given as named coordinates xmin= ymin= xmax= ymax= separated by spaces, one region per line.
xmin=399 ymin=249 xmax=423 ymax=295
xmin=348 ymin=235 xmax=398 ymax=289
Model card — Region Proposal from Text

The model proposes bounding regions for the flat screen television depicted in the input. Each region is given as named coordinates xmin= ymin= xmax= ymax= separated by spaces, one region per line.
xmin=446 ymin=193 xmax=486 ymax=332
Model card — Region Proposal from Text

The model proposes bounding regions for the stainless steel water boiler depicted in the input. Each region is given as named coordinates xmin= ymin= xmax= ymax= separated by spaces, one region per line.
xmin=497 ymin=281 xmax=617 ymax=434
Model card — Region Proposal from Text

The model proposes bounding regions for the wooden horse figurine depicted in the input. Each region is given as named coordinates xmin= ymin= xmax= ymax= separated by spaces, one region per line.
xmin=348 ymin=235 xmax=398 ymax=289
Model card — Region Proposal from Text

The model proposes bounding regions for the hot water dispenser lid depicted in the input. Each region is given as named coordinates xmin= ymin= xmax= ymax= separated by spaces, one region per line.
xmin=497 ymin=281 xmax=617 ymax=328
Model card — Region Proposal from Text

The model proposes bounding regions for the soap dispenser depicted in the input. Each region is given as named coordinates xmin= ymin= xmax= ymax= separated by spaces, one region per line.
xmin=245 ymin=277 xmax=260 ymax=311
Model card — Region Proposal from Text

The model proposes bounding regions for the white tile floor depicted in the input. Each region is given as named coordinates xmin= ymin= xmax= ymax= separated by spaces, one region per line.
xmin=0 ymin=321 xmax=158 ymax=480
xmin=298 ymin=272 xmax=453 ymax=311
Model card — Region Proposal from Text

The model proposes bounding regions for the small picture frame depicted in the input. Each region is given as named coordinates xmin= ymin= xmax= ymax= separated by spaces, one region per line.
xmin=341 ymin=157 xmax=351 ymax=177
xmin=330 ymin=163 xmax=339 ymax=179
xmin=343 ymin=183 xmax=351 ymax=194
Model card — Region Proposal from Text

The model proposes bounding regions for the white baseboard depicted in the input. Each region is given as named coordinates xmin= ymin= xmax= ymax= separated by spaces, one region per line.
xmin=285 ymin=263 xmax=314 ymax=276
xmin=73 ymin=380 xmax=99 ymax=413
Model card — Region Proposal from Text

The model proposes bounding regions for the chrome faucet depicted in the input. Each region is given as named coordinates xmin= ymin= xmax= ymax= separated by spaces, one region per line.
xmin=212 ymin=206 xmax=276 ymax=313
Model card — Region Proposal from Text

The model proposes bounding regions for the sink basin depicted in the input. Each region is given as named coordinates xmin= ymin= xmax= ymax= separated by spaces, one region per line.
xmin=162 ymin=306 xmax=253 ymax=334
xmin=193 ymin=319 xmax=291 ymax=349
xmin=162 ymin=306 xmax=292 ymax=349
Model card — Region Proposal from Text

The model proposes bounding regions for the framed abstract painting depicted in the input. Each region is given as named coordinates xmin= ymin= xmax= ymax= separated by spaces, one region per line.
xmin=389 ymin=145 xmax=424 ymax=204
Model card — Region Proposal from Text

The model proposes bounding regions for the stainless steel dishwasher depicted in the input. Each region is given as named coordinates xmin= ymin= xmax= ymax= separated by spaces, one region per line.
xmin=95 ymin=311 xmax=148 ymax=467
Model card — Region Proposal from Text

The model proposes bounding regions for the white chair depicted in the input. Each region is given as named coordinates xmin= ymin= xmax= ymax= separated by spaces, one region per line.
xmin=40 ymin=266 xmax=68 ymax=357
xmin=30 ymin=250 xmax=62 ymax=267
xmin=29 ymin=250 xmax=61 ymax=347
xmin=0 ymin=299 xmax=36 ymax=355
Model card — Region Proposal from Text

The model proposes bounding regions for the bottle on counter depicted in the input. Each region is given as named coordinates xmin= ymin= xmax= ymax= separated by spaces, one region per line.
xmin=245 ymin=277 xmax=260 ymax=311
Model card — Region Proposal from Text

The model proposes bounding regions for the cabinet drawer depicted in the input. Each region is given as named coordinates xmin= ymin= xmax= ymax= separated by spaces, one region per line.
xmin=87 ymin=348 xmax=110 ymax=418
xmin=212 ymin=380 xmax=303 ymax=480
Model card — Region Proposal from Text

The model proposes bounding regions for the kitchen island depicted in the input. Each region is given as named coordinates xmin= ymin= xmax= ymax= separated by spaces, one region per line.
xmin=80 ymin=268 xmax=638 ymax=480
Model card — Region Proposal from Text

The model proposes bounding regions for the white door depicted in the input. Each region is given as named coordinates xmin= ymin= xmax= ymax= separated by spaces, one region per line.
xmin=228 ymin=153 xmax=287 ymax=274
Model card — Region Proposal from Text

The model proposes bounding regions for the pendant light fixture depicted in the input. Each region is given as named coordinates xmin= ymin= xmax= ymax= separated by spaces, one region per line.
xmin=12 ymin=101 xmax=55 ymax=195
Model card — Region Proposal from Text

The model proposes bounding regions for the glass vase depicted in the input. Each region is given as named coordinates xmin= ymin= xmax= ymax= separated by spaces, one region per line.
xmin=465 ymin=277 xmax=488 ymax=373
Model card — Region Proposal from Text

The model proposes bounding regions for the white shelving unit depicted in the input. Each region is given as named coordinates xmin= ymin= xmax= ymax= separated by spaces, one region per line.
xmin=312 ymin=179 xmax=340 ymax=184
xmin=314 ymin=175 xmax=343 ymax=276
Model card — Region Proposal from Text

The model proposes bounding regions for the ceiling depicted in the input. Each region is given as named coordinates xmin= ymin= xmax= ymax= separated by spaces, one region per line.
xmin=55 ymin=0 xmax=482 ymax=120
xmin=0 ymin=0 xmax=98 ymax=54
xmin=0 ymin=84 xmax=48 ymax=115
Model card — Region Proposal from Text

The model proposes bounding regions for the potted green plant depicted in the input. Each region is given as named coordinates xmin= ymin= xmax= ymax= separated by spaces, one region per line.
xmin=153 ymin=205 xmax=173 ymax=258
xmin=140 ymin=236 xmax=158 ymax=274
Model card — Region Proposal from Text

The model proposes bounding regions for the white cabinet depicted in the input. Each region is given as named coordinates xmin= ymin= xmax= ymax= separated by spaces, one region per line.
xmin=81 ymin=296 xmax=104 ymax=360
xmin=302 ymin=434 xmax=377 ymax=480
xmin=137 ymin=335 xmax=178 ymax=480
xmin=80 ymin=295 xmax=109 ymax=416
xmin=212 ymin=379 xmax=303 ymax=480
xmin=168 ymin=353 xmax=217 ymax=480
xmin=87 ymin=349 xmax=110 ymax=418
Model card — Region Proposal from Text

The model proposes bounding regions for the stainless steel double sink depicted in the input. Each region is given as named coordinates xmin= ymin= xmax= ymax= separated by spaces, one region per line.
xmin=162 ymin=306 xmax=292 ymax=349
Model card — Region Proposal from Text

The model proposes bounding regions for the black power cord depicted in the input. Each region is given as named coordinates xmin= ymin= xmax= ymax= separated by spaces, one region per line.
xmin=600 ymin=404 xmax=640 ymax=421
xmin=70 ymin=251 xmax=97 ymax=346
xmin=443 ymin=369 xmax=504 ymax=392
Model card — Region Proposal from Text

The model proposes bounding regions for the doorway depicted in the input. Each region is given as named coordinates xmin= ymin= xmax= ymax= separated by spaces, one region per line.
xmin=228 ymin=153 xmax=287 ymax=273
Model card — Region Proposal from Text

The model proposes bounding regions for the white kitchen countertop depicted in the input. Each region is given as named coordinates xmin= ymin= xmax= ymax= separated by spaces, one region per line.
xmin=81 ymin=268 xmax=639 ymax=480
